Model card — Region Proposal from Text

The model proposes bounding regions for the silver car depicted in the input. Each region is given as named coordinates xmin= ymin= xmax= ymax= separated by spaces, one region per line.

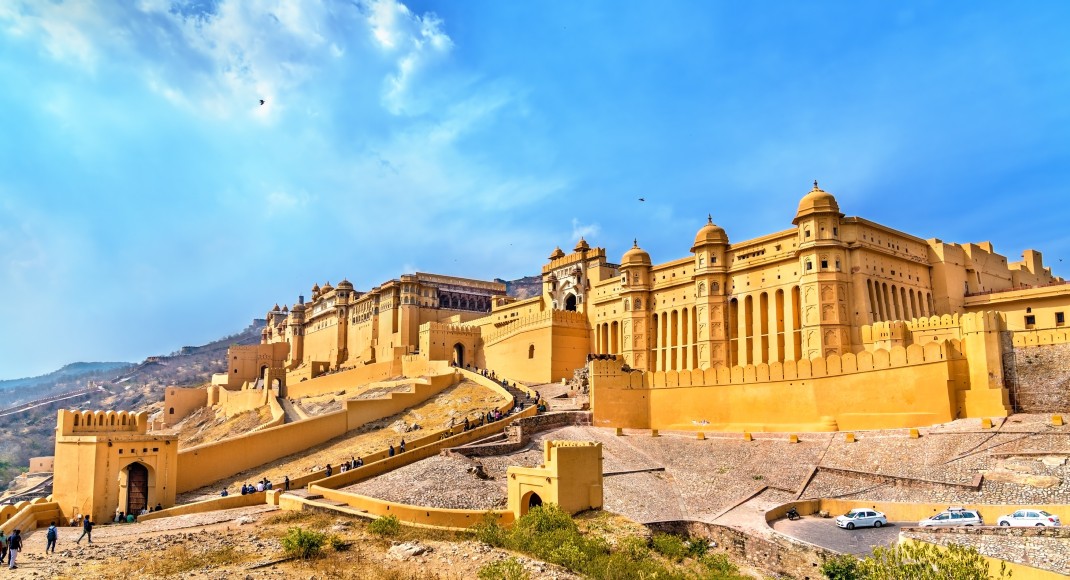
xmin=918 ymin=507 xmax=983 ymax=527
xmin=997 ymin=510 xmax=1062 ymax=527
xmin=836 ymin=508 xmax=888 ymax=529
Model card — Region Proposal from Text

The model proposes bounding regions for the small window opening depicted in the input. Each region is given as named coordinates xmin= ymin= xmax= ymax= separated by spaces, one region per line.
xmin=1056 ymin=312 xmax=1065 ymax=326
xmin=1025 ymin=315 xmax=1036 ymax=329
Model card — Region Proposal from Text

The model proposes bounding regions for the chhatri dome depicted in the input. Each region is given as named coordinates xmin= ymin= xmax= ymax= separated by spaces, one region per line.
xmin=621 ymin=239 xmax=651 ymax=267
xmin=793 ymin=180 xmax=842 ymax=224
xmin=549 ymin=247 xmax=566 ymax=260
xmin=691 ymin=214 xmax=728 ymax=250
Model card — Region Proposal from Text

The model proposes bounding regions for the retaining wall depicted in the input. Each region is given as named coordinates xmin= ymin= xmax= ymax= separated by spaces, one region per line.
xmin=176 ymin=371 xmax=460 ymax=492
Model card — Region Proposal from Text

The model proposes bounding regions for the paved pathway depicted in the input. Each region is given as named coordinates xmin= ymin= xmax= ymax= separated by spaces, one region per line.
xmin=771 ymin=516 xmax=902 ymax=556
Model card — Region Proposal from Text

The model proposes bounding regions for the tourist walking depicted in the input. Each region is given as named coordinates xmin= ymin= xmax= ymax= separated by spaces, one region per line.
xmin=45 ymin=521 xmax=58 ymax=554
xmin=399 ymin=438 xmax=406 ymax=452
xmin=76 ymin=516 xmax=93 ymax=544
xmin=388 ymin=444 xmax=395 ymax=457
xmin=0 ymin=529 xmax=8 ymax=564
xmin=325 ymin=464 xmax=332 ymax=477
xmin=6 ymin=529 xmax=21 ymax=569
xmin=284 ymin=475 xmax=290 ymax=491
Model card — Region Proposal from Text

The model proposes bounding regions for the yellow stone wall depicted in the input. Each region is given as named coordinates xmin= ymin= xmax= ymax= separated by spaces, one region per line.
xmin=507 ymin=440 xmax=603 ymax=517
xmin=236 ymin=183 xmax=1068 ymax=431
xmin=52 ymin=410 xmax=178 ymax=525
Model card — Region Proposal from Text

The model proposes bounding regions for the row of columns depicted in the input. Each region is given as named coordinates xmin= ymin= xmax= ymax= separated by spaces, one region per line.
xmin=728 ymin=286 xmax=803 ymax=366
xmin=650 ymin=307 xmax=696 ymax=371
xmin=866 ymin=279 xmax=934 ymax=323
xmin=594 ymin=321 xmax=620 ymax=355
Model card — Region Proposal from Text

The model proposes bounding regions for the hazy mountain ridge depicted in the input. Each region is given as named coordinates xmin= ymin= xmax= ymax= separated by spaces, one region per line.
xmin=0 ymin=319 xmax=266 ymax=493
xmin=0 ymin=361 xmax=134 ymax=391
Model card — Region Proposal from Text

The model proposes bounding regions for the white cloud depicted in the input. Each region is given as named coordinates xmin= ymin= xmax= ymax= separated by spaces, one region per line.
xmin=0 ymin=0 xmax=453 ymax=119
xmin=571 ymin=219 xmax=600 ymax=241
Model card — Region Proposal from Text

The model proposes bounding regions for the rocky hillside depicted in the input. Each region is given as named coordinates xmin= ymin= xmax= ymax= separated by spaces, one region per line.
xmin=499 ymin=275 xmax=541 ymax=299
xmin=0 ymin=320 xmax=265 ymax=492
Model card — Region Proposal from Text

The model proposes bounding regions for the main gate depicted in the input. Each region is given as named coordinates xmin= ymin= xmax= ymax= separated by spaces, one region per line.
xmin=126 ymin=463 xmax=148 ymax=515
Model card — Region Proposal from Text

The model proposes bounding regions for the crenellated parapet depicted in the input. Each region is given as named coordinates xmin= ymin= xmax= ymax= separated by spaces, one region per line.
xmin=590 ymin=340 xmax=955 ymax=390
xmin=57 ymin=409 xmax=149 ymax=436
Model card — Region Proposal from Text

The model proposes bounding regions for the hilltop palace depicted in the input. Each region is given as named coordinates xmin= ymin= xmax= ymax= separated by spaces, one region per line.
xmin=38 ymin=182 xmax=1070 ymax=532
xmin=221 ymin=182 xmax=1068 ymax=431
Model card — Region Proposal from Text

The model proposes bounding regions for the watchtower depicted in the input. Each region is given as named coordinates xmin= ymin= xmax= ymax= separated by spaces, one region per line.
xmin=507 ymin=440 xmax=603 ymax=518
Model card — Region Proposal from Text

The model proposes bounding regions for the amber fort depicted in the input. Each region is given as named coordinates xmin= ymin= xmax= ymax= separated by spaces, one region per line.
xmin=8 ymin=182 xmax=1070 ymax=578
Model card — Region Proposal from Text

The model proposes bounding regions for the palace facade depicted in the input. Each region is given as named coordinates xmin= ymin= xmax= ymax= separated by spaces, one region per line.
xmin=223 ymin=182 xmax=1068 ymax=428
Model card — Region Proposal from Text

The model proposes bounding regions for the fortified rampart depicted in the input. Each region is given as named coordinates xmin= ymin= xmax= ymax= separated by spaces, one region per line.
xmin=175 ymin=370 xmax=460 ymax=492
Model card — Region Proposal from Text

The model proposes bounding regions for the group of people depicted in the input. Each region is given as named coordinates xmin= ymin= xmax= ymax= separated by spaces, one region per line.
xmin=224 ymin=475 xmax=291 ymax=497
xmin=0 ymin=527 xmax=26 ymax=569
xmin=236 ymin=479 xmax=273 ymax=495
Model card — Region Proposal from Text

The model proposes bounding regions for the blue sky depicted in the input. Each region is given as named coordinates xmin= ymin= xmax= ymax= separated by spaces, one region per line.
xmin=2 ymin=1 xmax=1068 ymax=380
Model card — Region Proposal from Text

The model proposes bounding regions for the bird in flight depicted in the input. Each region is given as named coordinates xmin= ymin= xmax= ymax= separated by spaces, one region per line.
xmin=638 ymin=197 xmax=646 ymax=202
xmin=259 ymin=99 xmax=265 ymax=106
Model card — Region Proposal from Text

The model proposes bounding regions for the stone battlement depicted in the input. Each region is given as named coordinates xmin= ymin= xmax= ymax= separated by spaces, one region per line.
xmin=57 ymin=409 xmax=150 ymax=436
xmin=591 ymin=340 xmax=955 ymax=390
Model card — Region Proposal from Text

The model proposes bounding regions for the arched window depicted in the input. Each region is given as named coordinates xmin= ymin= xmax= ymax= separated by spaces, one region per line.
xmin=634 ymin=298 xmax=642 ymax=309
xmin=624 ymin=299 xmax=630 ymax=311
xmin=698 ymin=282 xmax=706 ymax=297
xmin=169 ymin=407 xmax=175 ymax=415
xmin=528 ymin=344 xmax=535 ymax=359
xmin=73 ymin=415 xmax=80 ymax=427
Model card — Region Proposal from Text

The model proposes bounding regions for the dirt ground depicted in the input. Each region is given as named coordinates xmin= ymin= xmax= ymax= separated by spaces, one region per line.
xmin=13 ymin=504 xmax=582 ymax=579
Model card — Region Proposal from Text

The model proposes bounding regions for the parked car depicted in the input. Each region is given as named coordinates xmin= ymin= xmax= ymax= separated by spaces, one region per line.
xmin=836 ymin=508 xmax=888 ymax=529
xmin=997 ymin=509 xmax=1062 ymax=527
xmin=918 ymin=507 xmax=983 ymax=527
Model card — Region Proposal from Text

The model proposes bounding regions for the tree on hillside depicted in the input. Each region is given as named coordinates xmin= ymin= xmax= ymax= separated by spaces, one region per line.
xmin=822 ymin=542 xmax=1010 ymax=580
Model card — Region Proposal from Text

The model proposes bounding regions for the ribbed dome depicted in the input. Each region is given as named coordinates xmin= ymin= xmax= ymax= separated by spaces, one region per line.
xmin=621 ymin=239 xmax=651 ymax=267
xmin=337 ymin=279 xmax=354 ymax=289
xmin=322 ymin=281 xmax=333 ymax=293
xmin=574 ymin=237 xmax=590 ymax=253
xmin=794 ymin=180 xmax=841 ymax=223
xmin=549 ymin=247 xmax=565 ymax=260
xmin=292 ymin=302 xmax=305 ymax=312
xmin=272 ymin=303 xmax=281 ymax=312
xmin=691 ymin=215 xmax=728 ymax=250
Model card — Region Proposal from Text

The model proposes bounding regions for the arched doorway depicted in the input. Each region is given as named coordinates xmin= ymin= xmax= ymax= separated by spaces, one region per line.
xmin=453 ymin=343 xmax=465 ymax=368
xmin=260 ymin=365 xmax=269 ymax=380
xmin=564 ymin=294 xmax=578 ymax=311
xmin=527 ymin=492 xmax=543 ymax=513
xmin=126 ymin=463 xmax=149 ymax=515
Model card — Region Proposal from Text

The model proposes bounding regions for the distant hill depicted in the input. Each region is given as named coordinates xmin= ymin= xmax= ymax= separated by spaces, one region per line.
xmin=500 ymin=275 xmax=541 ymax=300
xmin=0 ymin=318 xmax=266 ymax=492
xmin=0 ymin=361 xmax=134 ymax=391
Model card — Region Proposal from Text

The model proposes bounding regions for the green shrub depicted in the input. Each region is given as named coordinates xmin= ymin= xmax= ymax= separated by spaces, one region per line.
xmin=821 ymin=554 xmax=860 ymax=579
xmin=282 ymin=526 xmax=326 ymax=559
xmin=368 ymin=514 xmax=401 ymax=538
xmin=617 ymin=535 xmax=651 ymax=561
xmin=651 ymin=532 xmax=688 ymax=562
xmin=699 ymin=552 xmax=742 ymax=578
xmin=858 ymin=542 xmax=1010 ymax=579
xmin=686 ymin=537 xmax=710 ymax=558
xmin=478 ymin=557 xmax=530 ymax=580
xmin=472 ymin=513 xmax=509 ymax=547
xmin=327 ymin=534 xmax=349 ymax=552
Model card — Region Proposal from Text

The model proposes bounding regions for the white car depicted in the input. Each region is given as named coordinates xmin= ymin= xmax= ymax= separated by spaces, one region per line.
xmin=997 ymin=510 xmax=1061 ymax=527
xmin=919 ymin=507 xmax=983 ymax=527
xmin=836 ymin=508 xmax=888 ymax=530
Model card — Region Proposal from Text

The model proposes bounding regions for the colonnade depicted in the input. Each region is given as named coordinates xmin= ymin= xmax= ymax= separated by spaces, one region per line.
xmin=866 ymin=279 xmax=934 ymax=323
xmin=726 ymin=286 xmax=804 ymax=367
xmin=592 ymin=285 xmax=808 ymax=371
